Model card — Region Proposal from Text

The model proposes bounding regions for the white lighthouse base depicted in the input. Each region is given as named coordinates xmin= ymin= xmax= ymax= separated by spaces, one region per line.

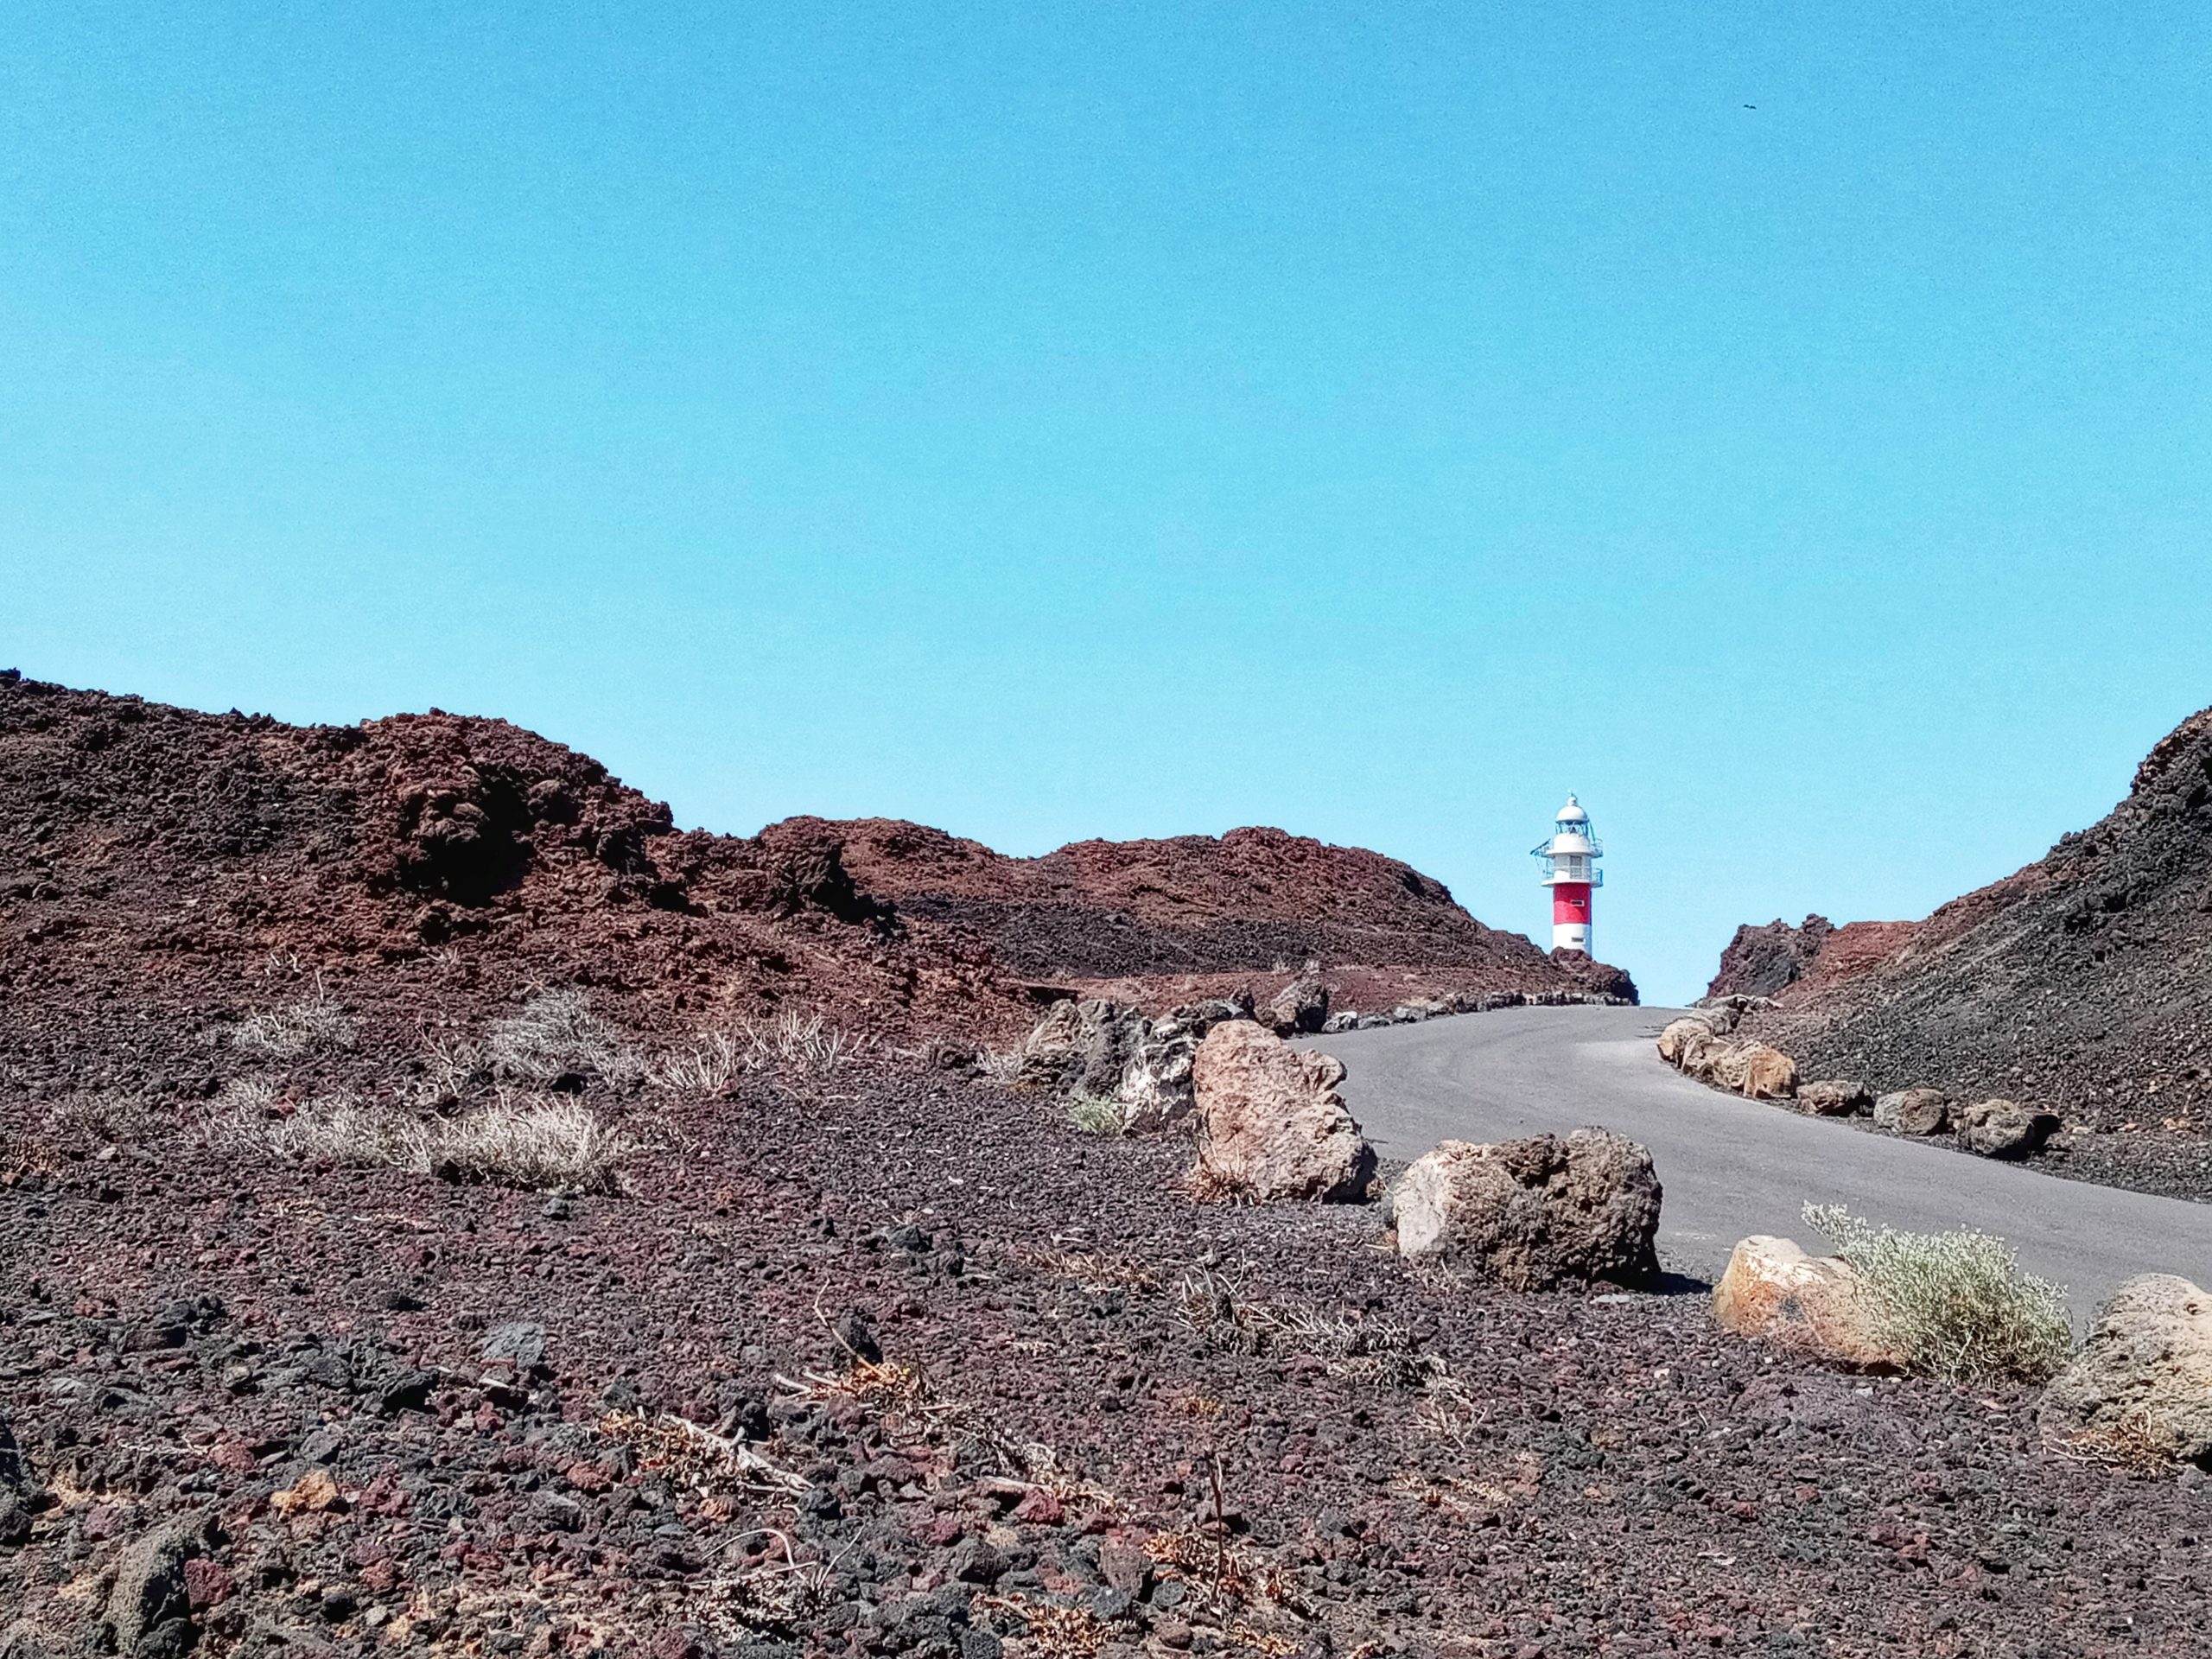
xmin=1553 ymin=923 xmax=1591 ymax=954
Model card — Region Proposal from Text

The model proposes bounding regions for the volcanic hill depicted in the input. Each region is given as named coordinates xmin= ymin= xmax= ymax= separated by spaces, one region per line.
xmin=0 ymin=671 xmax=1626 ymax=1106
xmin=1711 ymin=702 xmax=2212 ymax=1196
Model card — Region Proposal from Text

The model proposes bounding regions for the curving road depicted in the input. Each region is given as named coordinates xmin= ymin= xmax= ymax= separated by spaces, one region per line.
xmin=1306 ymin=1005 xmax=2212 ymax=1316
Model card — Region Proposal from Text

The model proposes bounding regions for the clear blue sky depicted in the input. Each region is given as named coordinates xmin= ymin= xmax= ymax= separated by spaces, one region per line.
xmin=5 ymin=5 xmax=2209 ymax=1005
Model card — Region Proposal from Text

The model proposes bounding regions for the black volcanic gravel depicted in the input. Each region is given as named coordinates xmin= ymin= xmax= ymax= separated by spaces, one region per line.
xmin=4 ymin=1063 xmax=2208 ymax=1658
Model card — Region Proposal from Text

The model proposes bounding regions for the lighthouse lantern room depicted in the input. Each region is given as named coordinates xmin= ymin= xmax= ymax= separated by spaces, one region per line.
xmin=1531 ymin=794 xmax=1603 ymax=955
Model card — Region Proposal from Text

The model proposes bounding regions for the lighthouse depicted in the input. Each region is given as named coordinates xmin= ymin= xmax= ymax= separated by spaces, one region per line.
xmin=1532 ymin=794 xmax=1603 ymax=955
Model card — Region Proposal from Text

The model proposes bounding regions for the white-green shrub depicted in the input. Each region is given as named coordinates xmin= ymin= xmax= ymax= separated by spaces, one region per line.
xmin=1804 ymin=1203 xmax=2075 ymax=1384
xmin=1066 ymin=1095 xmax=1123 ymax=1135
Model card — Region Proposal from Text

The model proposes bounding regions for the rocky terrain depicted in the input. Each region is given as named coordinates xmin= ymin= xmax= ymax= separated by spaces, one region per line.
xmin=1707 ymin=705 xmax=2212 ymax=1200
xmin=5 ymin=671 xmax=2209 ymax=1657
xmin=803 ymin=820 xmax=1636 ymax=1014
xmin=8 ymin=1041 xmax=2212 ymax=1659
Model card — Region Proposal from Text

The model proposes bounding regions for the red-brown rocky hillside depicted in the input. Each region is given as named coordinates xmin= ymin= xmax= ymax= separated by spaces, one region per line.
xmin=0 ymin=672 xmax=1624 ymax=1103
xmin=1712 ymin=704 xmax=2212 ymax=1192
xmin=802 ymin=817 xmax=1634 ymax=1014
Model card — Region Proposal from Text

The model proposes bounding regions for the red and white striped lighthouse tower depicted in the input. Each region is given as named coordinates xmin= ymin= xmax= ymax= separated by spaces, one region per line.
xmin=1532 ymin=794 xmax=1603 ymax=955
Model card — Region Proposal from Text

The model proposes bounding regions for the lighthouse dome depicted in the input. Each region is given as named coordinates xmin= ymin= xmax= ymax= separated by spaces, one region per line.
xmin=1554 ymin=795 xmax=1588 ymax=823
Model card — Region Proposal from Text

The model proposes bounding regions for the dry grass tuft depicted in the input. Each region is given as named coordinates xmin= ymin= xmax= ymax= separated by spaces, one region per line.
xmin=43 ymin=1090 xmax=162 ymax=1147
xmin=1805 ymin=1203 xmax=2075 ymax=1385
xmin=486 ymin=989 xmax=646 ymax=1087
xmin=1173 ymin=1266 xmax=1440 ymax=1387
xmin=224 ymin=1091 xmax=421 ymax=1165
xmin=213 ymin=1090 xmax=638 ymax=1193
xmin=650 ymin=1011 xmax=871 ymax=1095
xmin=599 ymin=1410 xmax=807 ymax=1496
xmin=651 ymin=1031 xmax=751 ymax=1096
xmin=404 ymin=1033 xmax=490 ymax=1109
xmin=425 ymin=1095 xmax=637 ymax=1192
xmin=233 ymin=979 xmax=358 ymax=1059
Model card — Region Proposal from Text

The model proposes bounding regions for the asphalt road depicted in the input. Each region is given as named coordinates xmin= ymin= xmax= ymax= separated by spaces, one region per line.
xmin=1307 ymin=1004 xmax=2212 ymax=1315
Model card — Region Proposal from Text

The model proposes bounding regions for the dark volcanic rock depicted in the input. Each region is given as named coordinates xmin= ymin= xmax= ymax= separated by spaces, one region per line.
xmin=1718 ymin=704 xmax=2212 ymax=1198
xmin=3 ymin=1051 xmax=2207 ymax=1656
xmin=7 ymin=671 xmax=2207 ymax=1656
xmin=1707 ymin=915 xmax=1837 ymax=1000
xmin=1262 ymin=976 xmax=1331 ymax=1037
xmin=1392 ymin=1128 xmax=1662 ymax=1289
xmin=1012 ymin=998 xmax=1151 ymax=1099
xmin=104 ymin=1517 xmax=205 ymax=1656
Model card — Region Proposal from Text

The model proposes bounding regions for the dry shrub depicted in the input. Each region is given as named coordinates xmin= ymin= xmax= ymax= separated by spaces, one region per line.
xmin=213 ymin=1090 xmax=637 ymax=1193
xmin=425 ymin=1095 xmax=636 ymax=1192
xmin=2050 ymin=1413 xmax=2176 ymax=1475
xmin=650 ymin=1011 xmax=870 ymax=1095
xmin=1141 ymin=1462 xmax=1311 ymax=1629
xmin=791 ymin=1357 xmax=1093 ymax=1497
xmin=486 ymin=989 xmax=645 ymax=1087
xmin=1173 ymin=1266 xmax=1438 ymax=1385
xmin=709 ymin=1529 xmax=847 ymax=1634
xmin=233 ymin=979 xmax=357 ymax=1059
xmin=1020 ymin=1243 xmax=1163 ymax=1294
xmin=975 ymin=1595 xmax=1114 ymax=1659
xmin=1804 ymin=1203 xmax=2075 ymax=1384
xmin=598 ymin=1410 xmax=805 ymax=1497
xmin=975 ymin=1046 xmax=1024 ymax=1086
xmin=44 ymin=1091 xmax=162 ymax=1147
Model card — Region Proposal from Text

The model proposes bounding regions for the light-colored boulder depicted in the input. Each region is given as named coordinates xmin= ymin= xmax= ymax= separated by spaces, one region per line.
xmin=1956 ymin=1098 xmax=2060 ymax=1160
xmin=1708 ymin=1041 xmax=1798 ymax=1100
xmin=2038 ymin=1274 xmax=2212 ymax=1464
xmin=1712 ymin=1236 xmax=1903 ymax=1370
xmin=1656 ymin=1017 xmax=1717 ymax=1068
xmin=1262 ymin=976 xmax=1331 ymax=1037
xmin=1872 ymin=1087 xmax=1950 ymax=1136
xmin=1117 ymin=1025 xmax=1198 ymax=1132
xmin=1690 ymin=998 xmax=1750 ymax=1035
xmin=1796 ymin=1078 xmax=1872 ymax=1117
xmin=1392 ymin=1128 xmax=1661 ymax=1290
xmin=1189 ymin=1022 xmax=1375 ymax=1203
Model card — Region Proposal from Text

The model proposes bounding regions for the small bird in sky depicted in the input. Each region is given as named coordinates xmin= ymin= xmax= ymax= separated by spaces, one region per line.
xmin=1743 ymin=103 xmax=1757 ymax=110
